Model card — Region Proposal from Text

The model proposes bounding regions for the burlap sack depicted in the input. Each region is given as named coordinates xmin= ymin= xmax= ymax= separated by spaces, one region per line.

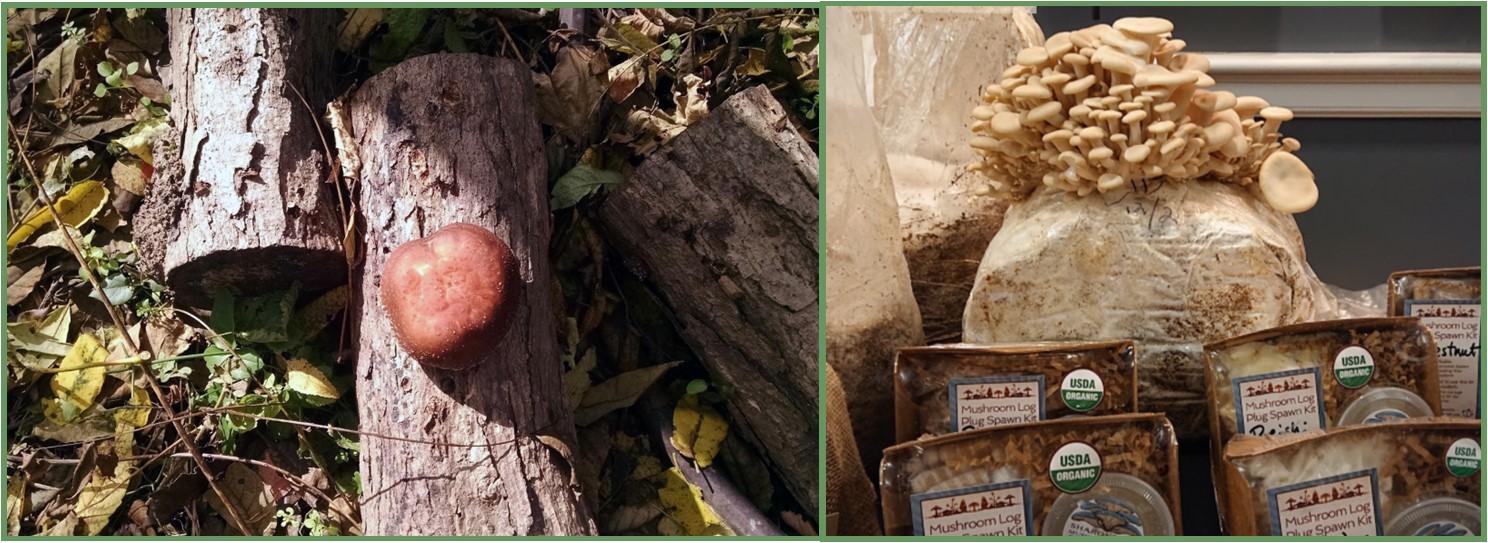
xmin=824 ymin=6 xmax=924 ymax=472
xmin=825 ymin=365 xmax=882 ymax=535
xmin=853 ymin=6 xmax=1042 ymax=342
xmin=963 ymin=181 xmax=1338 ymax=437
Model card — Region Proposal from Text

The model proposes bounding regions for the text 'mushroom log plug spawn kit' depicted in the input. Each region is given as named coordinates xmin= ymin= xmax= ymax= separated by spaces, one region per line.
xmin=823 ymin=8 xmax=1482 ymax=537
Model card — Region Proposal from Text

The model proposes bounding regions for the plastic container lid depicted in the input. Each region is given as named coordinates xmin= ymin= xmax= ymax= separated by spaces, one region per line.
xmin=1385 ymin=497 xmax=1480 ymax=536
xmin=1337 ymin=386 xmax=1434 ymax=426
xmin=1040 ymin=473 xmax=1174 ymax=536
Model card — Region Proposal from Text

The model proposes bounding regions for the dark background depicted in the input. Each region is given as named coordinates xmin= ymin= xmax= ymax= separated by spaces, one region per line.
xmin=1035 ymin=5 xmax=1481 ymax=535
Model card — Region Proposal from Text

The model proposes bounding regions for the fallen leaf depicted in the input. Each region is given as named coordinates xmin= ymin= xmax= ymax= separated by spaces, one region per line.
xmin=606 ymin=56 xmax=646 ymax=103
xmin=672 ymin=74 xmax=710 ymax=126
xmin=550 ymin=164 xmax=623 ymax=210
xmin=286 ymin=358 xmax=340 ymax=405
xmin=35 ymin=38 xmax=78 ymax=107
xmin=204 ymin=462 xmax=276 ymax=535
xmin=7 ymin=473 xmax=27 ymax=535
xmin=6 ymin=258 xmax=46 ymax=305
xmin=32 ymin=403 xmax=115 ymax=443
xmin=73 ymin=423 xmax=135 ymax=535
xmin=112 ymin=384 xmax=151 ymax=428
xmin=563 ymin=348 xmax=598 ymax=412
xmin=109 ymin=157 xmax=150 ymax=195
xmin=533 ymin=45 xmax=608 ymax=143
xmin=735 ymin=47 xmax=769 ymax=78
xmin=51 ymin=332 xmax=109 ymax=422
xmin=49 ymin=118 xmax=133 ymax=147
xmin=654 ymin=467 xmax=732 ymax=535
xmin=670 ymin=394 xmax=727 ymax=468
xmin=113 ymin=117 xmax=167 ymax=164
xmin=599 ymin=502 xmax=662 ymax=534
xmin=7 ymin=180 xmax=110 ymax=250
xmin=336 ymin=8 xmax=385 ymax=52
xmin=575 ymin=361 xmax=681 ymax=425
xmin=780 ymin=510 xmax=816 ymax=536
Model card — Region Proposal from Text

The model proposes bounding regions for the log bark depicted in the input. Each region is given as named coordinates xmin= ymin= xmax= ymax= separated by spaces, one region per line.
xmin=595 ymin=85 xmax=819 ymax=513
xmin=137 ymin=9 xmax=346 ymax=306
xmin=348 ymin=53 xmax=595 ymax=536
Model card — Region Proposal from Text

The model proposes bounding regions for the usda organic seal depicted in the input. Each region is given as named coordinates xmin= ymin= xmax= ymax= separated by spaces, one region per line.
xmin=1060 ymin=369 xmax=1104 ymax=412
xmin=1050 ymin=442 xmax=1102 ymax=493
xmin=1332 ymin=345 xmax=1375 ymax=389
xmin=1446 ymin=438 xmax=1481 ymax=478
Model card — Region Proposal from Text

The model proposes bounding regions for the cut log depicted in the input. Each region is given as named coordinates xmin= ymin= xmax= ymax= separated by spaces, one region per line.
xmin=348 ymin=53 xmax=595 ymax=536
xmin=595 ymin=85 xmax=819 ymax=513
xmin=137 ymin=9 xmax=346 ymax=306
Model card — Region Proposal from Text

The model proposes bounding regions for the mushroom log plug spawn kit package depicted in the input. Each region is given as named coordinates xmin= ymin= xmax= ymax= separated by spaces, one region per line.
xmin=1203 ymin=317 xmax=1445 ymax=524
xmin=959 ymin=16 xmax=1341 ymax=437
xmin=893 ymin=341 xmax=1138 ymax=441
xmin=880 ymin=414 xmax=1181 ymax=536
xmin=1221 ymin=419 xmax=1481 ymax=536
xmin=1388 ymin=267 xmax=1482 ymax=418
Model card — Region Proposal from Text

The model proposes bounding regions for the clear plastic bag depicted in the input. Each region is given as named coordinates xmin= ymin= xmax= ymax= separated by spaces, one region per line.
xmin=963 ymin=180 xmax=1338 ymax=436
xmin=824 ymin=5 xmax=924 ymax=487
xmin=851 ymin=6 xmax=1042 ymax=342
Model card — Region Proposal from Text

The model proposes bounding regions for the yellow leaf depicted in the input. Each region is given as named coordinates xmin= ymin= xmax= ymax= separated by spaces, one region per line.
xmin=112 ymin=117 xmax=167 ymax=164
xmin=286 ymin=358 xmax=340 ymax=404
xmin=734 ymin=47 xmax=769 ymax=78
xmin=113 ymin=384 xmax=151 ymax=428
xmin=669 ymin=394 xmax=728 ymax=468
xmin=655 ymin=467 xmax=732 ymax=535
xmin=50 ymin=333 xmax=108 ymax=422
xmin=73 ymin=423 xmax=134 ymax=535
xmin=7 ymin=180 xmax=109 ymax=250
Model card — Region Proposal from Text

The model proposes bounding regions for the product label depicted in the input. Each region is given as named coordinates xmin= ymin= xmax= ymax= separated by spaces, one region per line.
xmin=1061 ymin=496 xmax=1146 ymax=536
xmin=910 ymin=481 xmax=1033 ymax=536
xmin=1267 ymin=469 xmax=1382 ymax=536
xmin=1407 ymin=300 xmax=1481 ymax=417
xmin=1232 ymin=367 xmax=1327 ymax=437
xmin=1060 ymin=369 xmax=1104 ymax=412
xmin=947 ymin=375 xmax=1045 ymax=432
xmin=1361 ymin=408 xmax=1408 ymax=424
xmin=1049 ymin=442 xmax=1102 ymax=494
xmin=1331 ymin=345 xmax=1375 ymax=389
xmin=1445 ymin=437 xmax=1481 ymax=477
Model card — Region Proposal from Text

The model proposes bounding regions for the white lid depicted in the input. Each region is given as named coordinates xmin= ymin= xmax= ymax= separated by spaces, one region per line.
xmin=1337 ymin=386 xmax=1434 ymax=426
xmin=1384 ymin=496 xmax=1480 ymax=536
xmin=1040 ymin=473 xmax=1174 ymax=535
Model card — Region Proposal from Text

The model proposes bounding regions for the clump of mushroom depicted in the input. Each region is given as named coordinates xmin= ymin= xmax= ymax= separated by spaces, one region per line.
xmin=968 ymin=17 xmax=1318 ymax=213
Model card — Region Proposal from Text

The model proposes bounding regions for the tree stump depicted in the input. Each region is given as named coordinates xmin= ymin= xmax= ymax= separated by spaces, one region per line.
xmin=136 ymin=9 xmax=345 ymax=306
xmin=348 ymin=53 xmax=595 ymax=536
xmin=595 ymin=85 xmax=819 ymax=512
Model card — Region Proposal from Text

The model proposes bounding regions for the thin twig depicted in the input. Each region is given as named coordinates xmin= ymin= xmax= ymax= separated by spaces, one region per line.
xmin=6 ymin=123 xmax=256 ymax=537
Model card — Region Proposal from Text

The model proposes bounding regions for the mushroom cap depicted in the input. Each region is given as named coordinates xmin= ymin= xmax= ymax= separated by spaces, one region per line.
xmin=1258 ymin=151 xmax=1318 ymax=213
xmin=1062 ymin=52 xmax=1090 ymax=66
xmin=1045 ymin=32 xmax=1075 ymax=58
xmin=1211 ymin=91 xmax=1238 ymax=111
xmin=1123 ymin=144 xmax=1151 ymax=163
xmin=1148 ymin=120 xmax=1176 ymax=134
xmin=1194 ymin=71 xmax=1216 ymax=87
xmin=1235 ymin=96 xmax=1271 ymax=117
xmin=1153 ymin=102 xmax=1178 ymax=114
xmin=1017 ymin=46 xmax=1051 ymax=67
xmin=1089 ymin=147 xmax=1115 ymax=161
xmin=1012 ymin=83 xmax=1054 ymax=100
xmin=1026 ymin=100 xmax=1065 ymax=123
xmin=1169 ymin=52 xmax=1211 ymax=72
xmin=1160 ymin=137 xmax=1186 ymax=155
xmin=991 ymin=111 xmax=1024 ymax=134
xmin=1078 ymin=126 xmax=1106 ymax=140
xmin=970 ymin=136 xmax=1000 ymax=150
xmin=1042 ymin=129 xmax=1075 ymax=143
xmin=1041 ymin=72 xmax=1073 ymax=87
xmin=1260 ymin=106 xmax=1294 ymax=122
xmin=1134 ymin=67 xmax=1199 ymax=88
xmin=1099 ymin=50 xmax=1141 ymax=75
xmin=1121 ymin=109 xmax=1148 ymax=124
xmin=1114 ymin=16 xmax=1174 ymax=37
xmin=1203 ymin=122 xmax=1236 ymax=148
xmin=972 ymin=105 xmax=998 ymax=120
xmin=1063 ymin=74 xmax=1098 ymax=95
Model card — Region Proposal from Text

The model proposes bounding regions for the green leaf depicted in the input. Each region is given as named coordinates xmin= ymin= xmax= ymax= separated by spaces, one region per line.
xmin=93 ymin=274 xmax=134 ymax=306
xmin=269 ymin=285 xmax=347 ymax=351
xmin=210 ymin=290 xmax=236 ymax=336
xmin=686 ymin=379 xmax=708 ymax=395
xmin=574 ymin=361 xmax=682 ymax=425
xmin=368 ymin=8 xmax=429 ymax=70
xmin=550 ymin=164 xmax=623 ymax=210
xmin=125 ymin=61 xmax=138 ymax=75
xmin=615 ymin=23 xmax=660 ymax=55
xmin=668 ymin=33 xmax=682 ymax=49
xmin=661 ymin=49 xmax=675 ymax=62
xmin=96 ymin=61 xmax=113 ymax=77
xmin=232 ymin=283 xmax=299 ymax=343
xmin=442 ymin=20 xmax=468 ymax=53
xmin=93 ymin=83 xmax=107 ymax=98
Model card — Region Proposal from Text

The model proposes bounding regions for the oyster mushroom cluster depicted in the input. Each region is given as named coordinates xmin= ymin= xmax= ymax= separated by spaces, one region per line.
xmin=968 ymin=17 xmax=1318 ymax=213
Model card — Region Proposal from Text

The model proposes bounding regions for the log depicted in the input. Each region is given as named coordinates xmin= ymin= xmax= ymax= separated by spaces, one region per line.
xmin=347 ymin=53 xmax=595 ymax=535
xmin=137 ymin=9 xmax=346 ymax=306
xmin=595 ymin=85 xmax=819 ymax=513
